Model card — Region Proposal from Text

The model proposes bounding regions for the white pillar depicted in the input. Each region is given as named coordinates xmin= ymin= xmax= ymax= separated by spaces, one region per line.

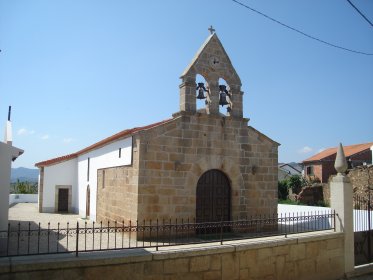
xmin=330 ymin=143 xmax=354 ymax=273
xmin=0 ymin=108 xmax=23 ymax=231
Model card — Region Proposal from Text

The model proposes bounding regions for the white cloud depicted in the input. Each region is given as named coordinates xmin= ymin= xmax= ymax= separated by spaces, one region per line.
xmin=318 ymin=148 xmax=326 ymax=153
xmin=17 ymin=128 xmax=27 ymax=135
xmin=298 ymin=146 xmax=313 ymax=154
xmin=41 ymin=134 xmax=50 ymax=140
xmin=17 ymin=128 xmax=35 ymax=136
xmin=63 ymin=138 xmax=74 ymax=144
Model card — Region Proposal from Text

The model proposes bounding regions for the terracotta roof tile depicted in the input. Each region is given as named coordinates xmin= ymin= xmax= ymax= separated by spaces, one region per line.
xmin=303 ymin=142 xmax=373 ymax=163
xmin=35 ymin=118 xmax=174 ymax=167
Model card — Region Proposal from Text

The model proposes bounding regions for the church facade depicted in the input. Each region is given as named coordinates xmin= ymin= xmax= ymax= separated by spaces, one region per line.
xmin=36 ymin=31 xmax=279 ymax=223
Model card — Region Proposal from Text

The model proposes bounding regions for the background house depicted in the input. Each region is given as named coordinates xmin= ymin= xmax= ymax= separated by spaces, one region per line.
xmin=278 ymin=162 xmax=303 ymax=181
xmin=303 ymin=142 xmax=373 ymax=183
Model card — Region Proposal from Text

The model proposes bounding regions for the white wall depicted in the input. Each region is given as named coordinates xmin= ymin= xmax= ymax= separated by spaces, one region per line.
xmin=0 ymin=141 xmax=23 ymax=231
xmin=9 ymin=194 xmax=38 ymax=205
xmin=42 ymin=158 xmax=77 ymax=212
xmin=77 ymin=137 xmax=132 ymax=221
xmin=0 ymin=142 xmax=12 ymax=231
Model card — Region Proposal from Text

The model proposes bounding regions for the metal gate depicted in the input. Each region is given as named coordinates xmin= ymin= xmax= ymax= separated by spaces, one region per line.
xmin=354 ymin=193 xmax=373 ymax=265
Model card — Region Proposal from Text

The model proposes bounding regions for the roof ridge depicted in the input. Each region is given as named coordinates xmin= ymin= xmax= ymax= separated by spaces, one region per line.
xmin=303 ymin=141 xmax=373 ymax=163
xmin=35 ymin=117 xmax=174 ymax=167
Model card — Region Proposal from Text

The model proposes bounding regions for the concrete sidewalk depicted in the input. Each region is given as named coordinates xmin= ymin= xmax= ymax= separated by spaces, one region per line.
xmin=8 ymin=203 xmax=91 ymax=228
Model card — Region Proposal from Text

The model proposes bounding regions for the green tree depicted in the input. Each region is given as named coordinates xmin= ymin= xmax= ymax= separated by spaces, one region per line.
xmin=14 ymin=180 xmax=38 ymax=194
xmin=288 ymin=175 xmax=305 ymax=194
xmin=278 ymin=180 xmax=288 ymax=200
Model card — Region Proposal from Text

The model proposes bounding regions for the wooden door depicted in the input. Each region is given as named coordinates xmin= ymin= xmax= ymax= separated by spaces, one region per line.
xmin=196 ymin=169 xmax=231 ymax=223
xmin=58 ymin=188 xmax=69 ymax=212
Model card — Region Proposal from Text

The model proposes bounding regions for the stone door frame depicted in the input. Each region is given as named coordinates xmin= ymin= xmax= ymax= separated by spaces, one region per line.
xmin=54 ymin=185 xmax=72 ymax=213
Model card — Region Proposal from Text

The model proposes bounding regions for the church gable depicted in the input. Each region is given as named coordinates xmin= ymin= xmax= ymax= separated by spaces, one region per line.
xmin=181 ymin=33 xmax=241 ymax=86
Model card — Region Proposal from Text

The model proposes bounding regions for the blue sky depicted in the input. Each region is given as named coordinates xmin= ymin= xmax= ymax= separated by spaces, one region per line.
xmin=1 ymin=0 xmax=372 ymax=168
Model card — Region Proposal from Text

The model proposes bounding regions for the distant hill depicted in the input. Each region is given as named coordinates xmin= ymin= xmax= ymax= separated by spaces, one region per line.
xmin=11 ymin=167 xmax=39 ymax=183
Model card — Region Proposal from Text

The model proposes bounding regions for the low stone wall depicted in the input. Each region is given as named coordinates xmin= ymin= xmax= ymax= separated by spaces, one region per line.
xmin=0 ymin=231 xmax=344 ymax=280
xmin=323 ymin=183 xmax=330 ymax=205
xmin=348 ymin=165 xmax=373 ymax=200
xmin=9 ymin=194 xmax=38 ymax=205
xmin=297 ymin=184 xmax=324 ymax=205
xmin=322 ymin=165 xmax=373 ymax=204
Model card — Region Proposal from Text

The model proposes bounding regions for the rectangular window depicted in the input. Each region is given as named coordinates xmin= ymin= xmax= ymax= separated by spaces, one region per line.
xmin=306 ymin=166 xmax=314 ymax=176
xmin=102 ymin=170 xmax=105 ymax=189
xmin=87 ymin=158 xmax=90 ymax=181
xmin=119 ymin=148 xmax=122 ymax=158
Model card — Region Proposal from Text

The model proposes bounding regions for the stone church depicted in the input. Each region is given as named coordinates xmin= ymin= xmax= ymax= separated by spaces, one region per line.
xmin=36 ymin=30 xmax=279 ymax=224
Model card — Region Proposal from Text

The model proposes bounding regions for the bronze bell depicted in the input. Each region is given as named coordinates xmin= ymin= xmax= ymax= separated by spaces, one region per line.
xmin=219 ymin=85 xmax=229 ymax=106
xmin=196 ymin=83 xmax=207 ymax=99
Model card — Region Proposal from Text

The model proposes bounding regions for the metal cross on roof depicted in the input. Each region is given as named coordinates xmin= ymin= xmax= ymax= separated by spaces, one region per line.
xmin=208 ymin=25 xmax=215 ymax=34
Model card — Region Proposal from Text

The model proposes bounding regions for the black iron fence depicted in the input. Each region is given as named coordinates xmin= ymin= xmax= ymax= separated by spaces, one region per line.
xmin=0 ymin=211 xmax=335 ymax=258
xmin=354 ymin=194 xmax=373 ymax=265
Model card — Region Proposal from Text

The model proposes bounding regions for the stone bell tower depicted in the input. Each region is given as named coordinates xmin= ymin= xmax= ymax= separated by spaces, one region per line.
xmin=179 ymin=28 xmax=243 ymax=118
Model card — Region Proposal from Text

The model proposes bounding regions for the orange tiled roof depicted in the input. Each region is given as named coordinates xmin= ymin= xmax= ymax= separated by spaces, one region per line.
xmin=303 ymin=142 xmax=373 ymax=163
xmin=35 ymin=118 xmax=174 ymax=167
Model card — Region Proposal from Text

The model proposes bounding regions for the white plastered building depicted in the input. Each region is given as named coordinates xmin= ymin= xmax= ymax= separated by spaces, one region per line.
xmin=36 ymin=132 xmax=133 ymax=221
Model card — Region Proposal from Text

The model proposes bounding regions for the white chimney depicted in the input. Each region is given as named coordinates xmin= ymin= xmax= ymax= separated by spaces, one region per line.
xmin=4 ymin=106 xmax=12 ymax=145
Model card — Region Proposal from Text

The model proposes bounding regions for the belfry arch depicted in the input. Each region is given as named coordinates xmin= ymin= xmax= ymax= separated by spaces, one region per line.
xmin=195 ymin=74 xmax=209 ymax=112
xmin=179 ymin=31 xmax=243 ymax=118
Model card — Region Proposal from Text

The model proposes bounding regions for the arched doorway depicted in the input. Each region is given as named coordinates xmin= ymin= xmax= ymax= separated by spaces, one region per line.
xmin=86 ymin=185 xmax=90 ymax=218
xmin=196 ymin=169 xmax=231 ymax=223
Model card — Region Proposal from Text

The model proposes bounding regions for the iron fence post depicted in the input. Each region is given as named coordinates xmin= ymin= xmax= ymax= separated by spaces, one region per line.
xmin=6 ymin=223 xmax=10 ymax=256
xmin=220 ymin=220 xmax=223 ymax=245
xmin=47 ymin=222 xmax=50 ymax=253
xmin=333 ymin=210 xmax=336 ymax=232
xmin=284 ymin=213 xmax=287 ymax=238
xmin=27 ymin=222 xmax=30 ymax=255
xmin=368 ymin=191 xmax=371 ymax=262
xmin=156 ymin=219 xmax=159 ymax=251
xmin=76 ymin=222 xmax=79 ymax=257
xmin=17 ymin=222 xmax=20 ymax=255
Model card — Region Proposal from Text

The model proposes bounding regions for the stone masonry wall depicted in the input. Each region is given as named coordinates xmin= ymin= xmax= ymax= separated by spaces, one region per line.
xmin=348 ymin=165 xmax=373 ymax=201
xmin=96 ymin=138 xmax=140 ymax=223
xmin=96 ymin=111 xmax=278 ymax=223
xmin=323 ymin=165 xmax=373 ymax=204
xmin=136 ymin=111 xmax=278 ymax=221
xmin=321 ymin=161 xmax=336 ymax=183
xmin=0 ymin=232 xmax=345 ymax=280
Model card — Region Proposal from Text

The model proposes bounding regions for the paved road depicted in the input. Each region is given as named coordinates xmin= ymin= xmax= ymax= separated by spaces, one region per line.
xmin=8 ymin=203 xmax=90 ymax=228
